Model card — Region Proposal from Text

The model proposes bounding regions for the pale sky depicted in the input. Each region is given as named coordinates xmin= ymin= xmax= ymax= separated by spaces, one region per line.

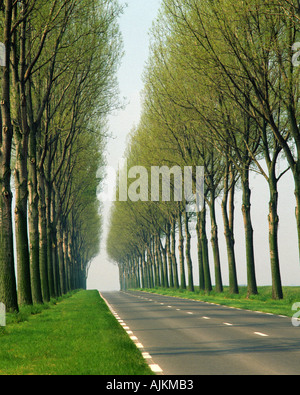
xmin=87 ymin=0 xmax=300 ymax=292
xmin=87 ymin=0 xmax=163 ymax=291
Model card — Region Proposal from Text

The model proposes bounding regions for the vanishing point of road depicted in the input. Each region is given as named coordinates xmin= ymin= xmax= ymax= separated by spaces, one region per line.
xmin=101 ymin=290 xmax=300 ymax=375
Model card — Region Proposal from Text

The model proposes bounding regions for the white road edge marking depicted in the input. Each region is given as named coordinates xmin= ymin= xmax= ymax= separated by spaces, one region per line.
xmin=142 ymin=352 xmax=152 ymax=359
xmin=150 ymin=364 xmax=163 ymax=373
xmin=99 ymin=292 xmax=164 ymax=375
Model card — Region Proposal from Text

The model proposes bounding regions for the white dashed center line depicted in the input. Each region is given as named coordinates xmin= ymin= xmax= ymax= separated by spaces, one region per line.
xmin=254 ymin=332 xmax=269 ymax=337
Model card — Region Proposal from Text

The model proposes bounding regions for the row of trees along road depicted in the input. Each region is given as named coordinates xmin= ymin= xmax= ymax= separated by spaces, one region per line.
xmin=107 ymin=0 xmax=300 ymax=300
xmin=0 ymin=0 xmax=123 ymax=312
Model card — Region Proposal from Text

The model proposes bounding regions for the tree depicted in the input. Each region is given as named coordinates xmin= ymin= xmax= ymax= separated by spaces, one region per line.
xmin=0 ymin=0 xmax=18 ymax=312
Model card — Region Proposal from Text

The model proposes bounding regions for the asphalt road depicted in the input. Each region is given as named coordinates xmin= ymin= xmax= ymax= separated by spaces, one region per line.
xmin=101 ymin=290 xmax=300 ymax=375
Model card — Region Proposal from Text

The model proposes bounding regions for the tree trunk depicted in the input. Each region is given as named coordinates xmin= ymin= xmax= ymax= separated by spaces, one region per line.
xmin=38 ymin=170 xmax=50 ymax=302
xmin=166 ymin=223 xmax=174 ymax=288
xmin=153 ymin=238 xmax=161 ymax=287
xmin=171 ymin=219 xmax=179 ymax=289
xmin=184 ymin=211 xmax=194 ymax=292
xmin=199 ymin=204 xmax=212 ymax=293
xmin=142 ymin=252 xmax=149 ymax=288
xmin=209 ymin=194 xmax=223 ymax=293
xmin=12 ymin=0 xmax=34 ymax=307
xmin=119 ymin=265 xmax=124 ymax=291
xmin=51 ymin=189 xmax=60 ymax=296
xmin=63 ymin=230 xmax=70 ymax=292
xmin=268 ymin=176 xmax=283 ymax=300
xmin=137 ymin=255 xmax=141 ymax=289
xmin=28 ymin=129 xmax=43 ymax=304
xmin=151 ymin=238 xmax=160 ymax=287
xmin=160 ymin=239 xmax=169 ymax=288
xmin=121 ymin=264 xmax=126 ymax=291
xmin=46 ymin=220 xmax=56 ymax=297
xmin=178 ymin=212 xmax=186 ymax=289
xmin=14 ymin=130 xmax=32 ymax=306
xmin=0 ymin=0 xmax=18 ymax=312
xmin=140 ymin=254 xmax=145 ymax=289
xmin=150 ymin=251 xmax=155 ymax=288
xmin=241 ymin=173 xmax=258 ymax=296
xmin=156 ymin=236 xmax=164 ymax=287
xmin=221 ymin=165 xmax=239 ymax=294
xmin=45 ymin=172 xmax=56 ymax=298
xmin=196 ymin=212 xmax=205 ymax=291
xmin=57 ymin=217 xmax=66 ymax=295
xmin=147 ymin=245 xmax=155 ymax=288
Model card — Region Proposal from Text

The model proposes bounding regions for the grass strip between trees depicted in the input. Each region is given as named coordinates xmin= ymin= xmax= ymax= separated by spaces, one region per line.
xmin=0 ymin=290 xmax=153 ymax=375
xmin=134 ymin=286 xmax=300 ymax=318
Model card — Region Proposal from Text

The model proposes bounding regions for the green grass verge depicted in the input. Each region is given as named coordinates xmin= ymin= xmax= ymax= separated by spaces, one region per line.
xmin=0 ymin=290 xmax=153 ymax=375
xmin=133 ymin=286 xmax=300 ymax=318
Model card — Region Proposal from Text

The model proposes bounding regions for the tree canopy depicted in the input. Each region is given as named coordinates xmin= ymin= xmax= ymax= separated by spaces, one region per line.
xmin=0 ymin=0 xmax=123 ymax=311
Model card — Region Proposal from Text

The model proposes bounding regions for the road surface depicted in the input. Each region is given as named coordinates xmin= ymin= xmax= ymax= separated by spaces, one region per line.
xmin=101 ymin=290 xmax=300 ymax=375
